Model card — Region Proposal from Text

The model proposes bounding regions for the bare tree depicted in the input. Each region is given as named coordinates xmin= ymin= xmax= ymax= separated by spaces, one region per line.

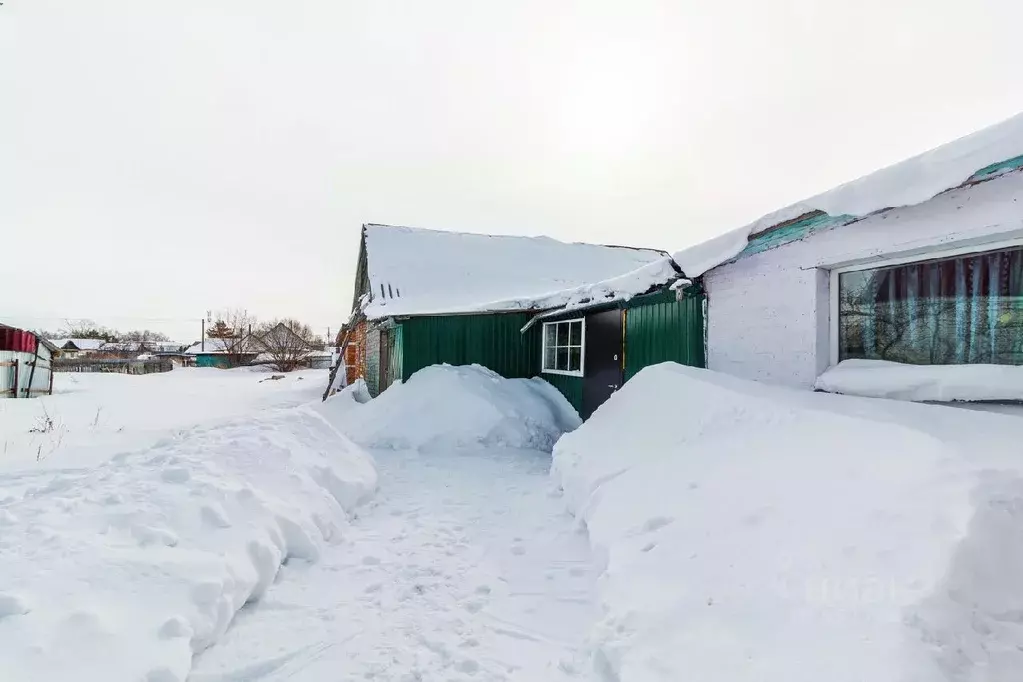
xmin=205 ymin=309 xmax=258 ymax=368
xmin=58 ymin=320 xmax=117 ymax=342
xmin=254 ymin=319 xmax=318 ymax=372
xmin=119 ymin=329 xmax=172 ymax=354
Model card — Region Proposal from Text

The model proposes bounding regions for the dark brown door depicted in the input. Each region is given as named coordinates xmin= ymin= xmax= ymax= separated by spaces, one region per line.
xmin=582 ymin=309 xmax=623 ymax=419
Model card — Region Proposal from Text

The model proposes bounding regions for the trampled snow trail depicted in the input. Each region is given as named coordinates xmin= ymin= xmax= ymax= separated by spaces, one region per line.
xmin=189 ymin=446 xmax=599 ymax=682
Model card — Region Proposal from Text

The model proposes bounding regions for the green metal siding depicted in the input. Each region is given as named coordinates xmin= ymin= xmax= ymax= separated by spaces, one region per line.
xmin=540 ymin=372 xmax=583 ymax=414
xmin=623 ymin=293 xmax=706 ymax=382
xmin=398 ymin=313 xmax=541 ymax=381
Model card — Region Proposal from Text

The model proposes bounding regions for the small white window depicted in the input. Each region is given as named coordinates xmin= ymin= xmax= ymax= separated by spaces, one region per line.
xmin=542 ymin=319 xmax=584 ymax=376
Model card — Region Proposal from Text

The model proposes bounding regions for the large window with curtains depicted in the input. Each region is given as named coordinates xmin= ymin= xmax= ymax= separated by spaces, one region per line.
xmin=837 ymin=245 xmax=1023 ymax=365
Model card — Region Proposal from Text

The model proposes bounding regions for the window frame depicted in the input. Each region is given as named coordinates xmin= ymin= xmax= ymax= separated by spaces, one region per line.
xmin=541 ymin=318 xmax=586 ymax=377
xmin=828 ymin=237 xmax=1023 ymax=366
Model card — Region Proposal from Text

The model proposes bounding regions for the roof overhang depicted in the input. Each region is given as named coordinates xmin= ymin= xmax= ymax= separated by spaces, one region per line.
xmin=519 ymin=278 xmax=692 ymax=333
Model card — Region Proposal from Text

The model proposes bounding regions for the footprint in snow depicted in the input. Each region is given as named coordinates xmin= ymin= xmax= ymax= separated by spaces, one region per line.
xmin=641 ymin=516 xmax=674 ymax=533
xmin=457 ymin=659 xmax=480 ymax=674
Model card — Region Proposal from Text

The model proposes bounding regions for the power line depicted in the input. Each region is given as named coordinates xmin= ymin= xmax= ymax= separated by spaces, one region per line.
xmin=0 ymin=314 xmax=202 ymax=323
xmin=1 ymin=314 xmax=338 ymax=325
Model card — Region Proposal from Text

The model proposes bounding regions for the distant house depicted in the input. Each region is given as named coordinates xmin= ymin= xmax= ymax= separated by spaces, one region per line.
xmin=184 ymin=336 xmax=261 ymax=368
xmin=335 ymin=223 xmax=706 ymax=417
xmin=676 ymin=112 xmax=1023 ymax=390
xmin=250 ymin=322 xmax=320 ymax=370
xmin=305 ymin=350 xmax=332 ymax=370
xmin=48 ymin=338 xmax=105 ymax=359
xmin=2 ymin=324 xmax=56 ymax=398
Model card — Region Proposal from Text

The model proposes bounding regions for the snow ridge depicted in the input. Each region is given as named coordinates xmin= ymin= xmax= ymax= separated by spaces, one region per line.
xmin=0 ymin=407 xmax=377 ymax=682
xmin=552 ymin=363 xmax=1023 ymax=682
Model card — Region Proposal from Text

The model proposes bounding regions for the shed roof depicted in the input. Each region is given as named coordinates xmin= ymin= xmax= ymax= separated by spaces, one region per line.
xmin=674 ymin=111 xmax=1023 ymax=277
xmin=2 ymin=325 xmax=58 ymax=353
xmin=356 ymin=223 xmax=667 ymax=320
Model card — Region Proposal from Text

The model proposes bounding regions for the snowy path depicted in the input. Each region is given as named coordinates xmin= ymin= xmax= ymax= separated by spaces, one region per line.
xmin=189 ymin=446 xmax=599 ymax=682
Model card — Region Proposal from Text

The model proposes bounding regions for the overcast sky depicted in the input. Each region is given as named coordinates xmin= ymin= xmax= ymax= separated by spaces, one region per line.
xmin=3 ymin=0 xmax=1023 ymax=340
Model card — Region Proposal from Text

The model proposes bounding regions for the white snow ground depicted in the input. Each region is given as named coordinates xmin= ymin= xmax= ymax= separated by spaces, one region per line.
xmin=0 ymin=369 xmax=378 ymax=682
xmin=1 ymin=366 xmax=597 ymax=682
xmin=0 ymin=367 xmax=328 ymax=471
xmin=189 ymin=444 xmax=598 ymax=682
xmin=191 ymin=367 xmax=595 ymax=681
xmin=16 ymin=361 xmax=1023 ymax=682
xmin=554 ymin=363 xmax=1023 ymax=682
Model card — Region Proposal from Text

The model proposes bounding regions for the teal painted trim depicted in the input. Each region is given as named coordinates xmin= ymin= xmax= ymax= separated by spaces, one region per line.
xmin=735 ymin=156 xmax=1023 ymax=265
xmin=971 ymin=154 xmax=1023 ymax=179
xmin=736 ymin=212 xmax=854 ymax=261
xmin=194 ymin=354 xmax=257 ymax=369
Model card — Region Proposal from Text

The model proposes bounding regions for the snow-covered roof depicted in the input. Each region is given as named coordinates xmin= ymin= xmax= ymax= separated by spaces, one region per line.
xmin=357 ymin=224 xmax=667 ymax=319
xmin=50 ymin=338 xmax=106 ymax=351
xmin=674 ymin=111 xmax=1023 ymax=277
xmin=100 ymin=340 xmax=190 ymax=353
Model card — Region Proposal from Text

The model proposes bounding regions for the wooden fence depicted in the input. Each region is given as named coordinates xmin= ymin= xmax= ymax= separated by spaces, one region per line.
xmin=53 ymin=358 xmax=174 ymax=375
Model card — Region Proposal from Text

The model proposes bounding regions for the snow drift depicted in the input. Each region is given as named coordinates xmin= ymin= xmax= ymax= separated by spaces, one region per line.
xmin=816 ymin=358 xmax=1023 ymax=402
xmin=0 ymin=407 xmax=377 ymax=682
xmin=553 ymin=363 xmax=1023 ymax=682
xmin=321 ymin=364 xmax=581 ymax=452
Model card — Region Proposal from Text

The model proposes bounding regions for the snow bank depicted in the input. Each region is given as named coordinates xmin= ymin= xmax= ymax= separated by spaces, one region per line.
xmin=673 ymin=112 xmax=1023 ymax=277
xmin=815 ymin=358 xmax=1023 ymax=402
xmin=0 ymin=368 xmax=327 ymax=471
xmin=0 ymin=407 xmax=377 ymax=682
xmin=553 ymin=363 xmax=1023 ymax=682
xmin=321 ymin=364 xmax=581 ymax=452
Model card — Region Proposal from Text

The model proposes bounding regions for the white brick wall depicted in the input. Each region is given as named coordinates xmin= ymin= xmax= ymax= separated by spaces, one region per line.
xmin=704 ymin=171 xmax=1023 ymax=388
